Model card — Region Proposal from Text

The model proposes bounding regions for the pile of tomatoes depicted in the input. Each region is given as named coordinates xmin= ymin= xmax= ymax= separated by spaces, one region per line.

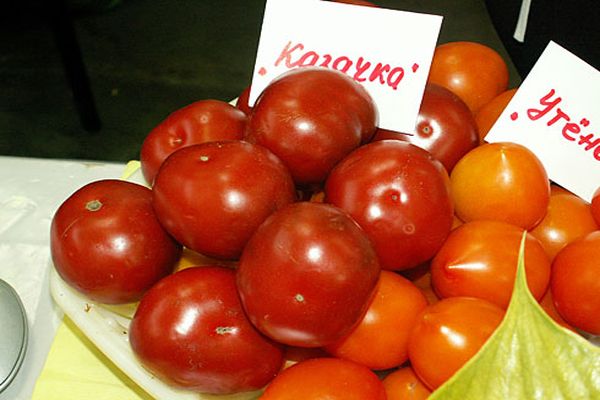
xmin=50 ymin=37 xmax=600 ymax=400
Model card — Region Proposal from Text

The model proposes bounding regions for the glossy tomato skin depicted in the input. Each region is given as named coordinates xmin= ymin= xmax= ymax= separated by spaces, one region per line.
xmin=129 ymin=267 xmax=284 ymax=394
xmin=551 ymin=231 xmax=600 ymax=335
xmin=259 ymin=357 xmax=387 ymax=400
xmin=372 ymin=83 xmax=479 ymax=172
xmin=140 ymin=99 xmax=247 ymax=185
xmin=408 ymin=296 xmax=505 ymax=390
xmin=237 ymin=202 xmax=380 ymax=348
xmin=245 ymin=67 xmax=377 ymax=186
xmin=450 ymin=141 xmax=550 ymax=230
xmin=152 ymin=141 xmax=296 ymax=260
xmin=428 ymin=41 xmax=509 ymax=113
xmin=50 ymin=179 xmax=181 ymax=304
xmin=325 ymin=270 xmax=428 ymax=370
xmin=430 ymin=220 xmax=551 ymax=309
xmin=530 ymin=192 xmax=598 ymax=260
xmin=325 ymin=140 xmax=454 ymax=270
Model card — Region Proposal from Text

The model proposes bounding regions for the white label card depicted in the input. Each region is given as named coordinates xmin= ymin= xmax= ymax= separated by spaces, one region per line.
xmin=486 ymin=41 xmax=600 ymax=202
xmin=249 ymin=0 xmax=443 ymax=133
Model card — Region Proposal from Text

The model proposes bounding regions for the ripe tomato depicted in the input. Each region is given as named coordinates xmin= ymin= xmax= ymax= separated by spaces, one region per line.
xmin=325 ymin=140 xmax=454 ymax=270
xmin=325 ymin=271 xmax=428 ymax=370
xmin=539 ymin=288 xmax=576 ymax=332
xmin=235 ymin=85 xmax=252 ymax=115
xmin=474 ymin=88 xmax=517 ymax=142
xmin=592 ymin=187 xmax=600 ymax=226
xmin=129 ymin=267 xmax=284 ymax=394
xmin=551 ymin=231 xmax=600 ymax=335
xmin=50 ymin=179 xmax=181 ymax=304
xmin=152 ymin=141 xmax=296 ymax=260
xmin=450 ymin=142 xmax=550 ymax=230
xmin=382 ymin=366 xmax=432 ymax=400
xmin=428 ymin=41 xmax=509 ymax=113
xmin=430 ymin=220 xmax=551 ymax=308
xmin=259 ymin=357 xmax=387 ymax=400
xmin=408 ymin=296 xmax=505 ymax=390
xmin=529 ymin=192 xmax=598 ymax=260
xmin=245 ymin=67 xmax=377 ymax=186
xmin=140 ymin=99 xmax=247 ymax=185
xmin=372 ymin=83 xmax=479 ymax=172
xmin=237 ymin=202 xmax=380 ymax=347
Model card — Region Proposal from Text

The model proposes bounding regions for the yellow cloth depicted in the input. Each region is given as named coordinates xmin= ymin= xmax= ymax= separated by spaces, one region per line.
xmin=32 ymin=317 xmax=153 ymax=400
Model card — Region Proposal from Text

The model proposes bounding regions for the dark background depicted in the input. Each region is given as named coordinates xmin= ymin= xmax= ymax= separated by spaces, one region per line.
xmin=0 ymin=0 xmax=522 ymax=163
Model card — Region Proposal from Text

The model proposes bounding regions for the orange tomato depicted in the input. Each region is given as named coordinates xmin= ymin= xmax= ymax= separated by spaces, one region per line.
xmin=592 ymin=187 xmax=600 ymax=226
xmin=407 ymin=297 xmax=504 ymax=390
xmin=474 ymin=88 xmax=517 ymax=142
xmin=529 ymin=192 xmax=598 ymax=260
xmin=450 ymin=142 xmax=550 ymax=230
xmin=259 ymin=357 xmax=387 ymax=400
xmin=550 ymin=183 xmax=572 ymax=196
xmin=428 ymin=41 xmax=509 ymax=113
xmin=538 ymin=289 xmax=576 ymax=332
xmin=382 ymin=366 xmax=432 ymax=400
xmin=551 ymin=231 xmax=600 ymax=335
xmin=430 ymin=220 xmax=551 ymax=308
xmin=325 ymin=271 xmax=428 ymax=370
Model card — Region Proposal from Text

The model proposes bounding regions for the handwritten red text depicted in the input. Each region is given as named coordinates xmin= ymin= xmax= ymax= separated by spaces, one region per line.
xmin=274 ymin=41 xmax=415 ymax=91
xmin=526 ymin=88 xmax=599 ymax=161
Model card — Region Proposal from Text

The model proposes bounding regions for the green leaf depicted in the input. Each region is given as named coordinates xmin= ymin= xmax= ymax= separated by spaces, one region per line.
xmin=429 ymin=232 xmax=600 ymax=400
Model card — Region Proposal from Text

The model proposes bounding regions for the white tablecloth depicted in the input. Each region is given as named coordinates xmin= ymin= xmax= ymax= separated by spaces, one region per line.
xmin=0 ymin=156 xmax=126 ymax=400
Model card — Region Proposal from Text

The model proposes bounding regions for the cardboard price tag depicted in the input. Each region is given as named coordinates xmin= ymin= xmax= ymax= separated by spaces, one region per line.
xmin=249 ymin=0 xmax=442 ymax=133
xmin=486 ymin=41 xmax=600 ymax=202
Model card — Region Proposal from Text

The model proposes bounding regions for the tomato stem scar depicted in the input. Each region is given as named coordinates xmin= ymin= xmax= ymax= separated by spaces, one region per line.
xmin=85 ymin=199 xmax=103 ymax=211
xmin=294 ymin=293 xmax=305 ymax=303
xmin=215 ymin=326 xmax=235 ymax=335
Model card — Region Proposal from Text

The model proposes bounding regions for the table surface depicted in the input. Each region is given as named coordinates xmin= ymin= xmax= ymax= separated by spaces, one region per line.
xmin=0 ymin=156 xmax=127 ymax=400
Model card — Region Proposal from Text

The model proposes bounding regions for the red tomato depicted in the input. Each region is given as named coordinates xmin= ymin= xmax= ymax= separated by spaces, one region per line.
xmin=50 ymin=179 xmax=181 ymax=304
xmin=140 ymin=99 xmax=247 ymax=185
xmin=530 ymin=192 xmax=598 ymax=260
xmin=237 ymin=202 xmax=380 ymax=347
xmin=259 ymin=357 xmax=387 ymax=400
xmin=382 ymin=366 xmax=432 ymax=400
xmin=245 ymin=67 xmax=377 ymax=186
xmin=372 ymin=83 xmax=479 ymax=172
xmin=408 ymin=297 xmax=505 ymax=390
xmin=450 ymin=142 xmax=550 ymax=230
xmin=428 ymin=41 xmax=509 ymax=113
xmin=325 ymin=140 xmax=454 ymax=270
xmin=430 ymin=220 xmax=551 ymax=308
xmin=235 ymin=85 xmax=253 ymax=115
xmin=152 ymin=141 xmax=296 ymax=260
xmin=129 ymin=267 xmax=284 ymax=394
xmin=551 ymin=231 xmax=600 ymax=335
xmin=325 ymin=271 xmax=428 ymax=370
xmin=474 ymin=88 xmax=517 ymax=142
